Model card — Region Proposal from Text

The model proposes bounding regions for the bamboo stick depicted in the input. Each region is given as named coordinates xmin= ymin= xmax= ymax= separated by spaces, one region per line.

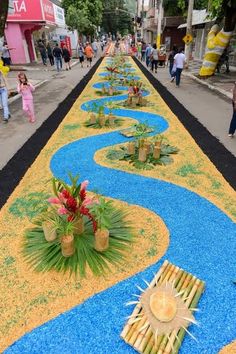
xmin=148 ymin=272 xmax=193 ymax=354
xmin=172 ymin=281 xmax=205 ymax=354
xmin=143 ymin=265 xmax=180 ymax=354
xmin=121 ymin=261 xmax=169 ymax=340
xmin=131 ymin=263 xmax=173 ymax=347
xmin=136 ymin=264 xmax=177 ymax=352
xmin=163 ymin=278 xmax=198 ymax=354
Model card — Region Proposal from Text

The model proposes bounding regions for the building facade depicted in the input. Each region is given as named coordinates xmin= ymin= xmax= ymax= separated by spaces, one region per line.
xmin=4 ymin=0 xmax=66 ymax=64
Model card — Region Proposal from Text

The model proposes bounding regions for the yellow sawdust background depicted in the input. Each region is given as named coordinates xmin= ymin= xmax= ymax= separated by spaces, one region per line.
xmin=0 ymin=57 xmax=235 ymax=353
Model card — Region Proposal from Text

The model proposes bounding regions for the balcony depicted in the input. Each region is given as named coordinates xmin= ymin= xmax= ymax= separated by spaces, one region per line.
xmin=147 ymin=7 xmax=156 ymax=19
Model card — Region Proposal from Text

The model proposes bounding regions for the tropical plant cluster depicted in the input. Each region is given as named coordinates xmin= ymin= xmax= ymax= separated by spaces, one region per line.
xmin=107 ymin=136 xmax=179 ymax=170
xmin=23 ymin=174 xmax=133 ymax=276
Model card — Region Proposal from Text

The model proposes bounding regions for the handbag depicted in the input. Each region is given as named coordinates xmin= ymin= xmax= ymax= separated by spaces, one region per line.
xmin=171 ymin=63 xmax=176 ymax=75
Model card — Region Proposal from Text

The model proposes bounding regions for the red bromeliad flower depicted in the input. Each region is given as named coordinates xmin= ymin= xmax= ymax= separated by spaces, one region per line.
xmin=80 ymin=189 xmax=86 ymax=202
xmin=66 ymin=196 xmax=78 ymax=213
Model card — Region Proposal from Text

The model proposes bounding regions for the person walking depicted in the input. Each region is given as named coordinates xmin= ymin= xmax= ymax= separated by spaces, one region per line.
xmin=46 ymin=42 xmax=54 ymax=66
xmin=168 ymin=45 xmax=178 ymax=77
xmin=53 ymin=43 xmax=63 ymax=72
xmin=17 ymin=72 xmax=35 ymax=123
xmin=173 ymin=48 xmax=186 ymax=87
xmin=92 ymin=40 xmax=98 ymax=58
xmin=84 ymin=42 xmax=94 ymax=68
xmin=0 ymin=71 xmax=10 ymax=123
xmin=150 ymin=43 xmax=158 ymax=73
xmin=1 ymin=42 xmax=13 ymax=66
xmin=228 ymin=81 xmax=236 ymax=137
xmin=78 ymin=44 xmax=84 ymax=68
xmin=38 ymin=40 xmax=47 ymax=65
xmin=62 ymin=45 xmax=71 ymax=70
xmin=145 ymin=43 xmax=152 ymax=67
xmin=141 ymin=42 xmax=147 ymax=62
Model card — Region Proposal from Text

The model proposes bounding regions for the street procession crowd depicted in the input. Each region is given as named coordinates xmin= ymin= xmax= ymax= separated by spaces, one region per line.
xmin=0 ymin=36 xmax=236 ymax=137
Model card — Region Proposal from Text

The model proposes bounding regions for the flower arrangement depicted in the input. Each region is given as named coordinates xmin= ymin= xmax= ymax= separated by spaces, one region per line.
xmin=48 ymin=174 xmax=97 ymax=231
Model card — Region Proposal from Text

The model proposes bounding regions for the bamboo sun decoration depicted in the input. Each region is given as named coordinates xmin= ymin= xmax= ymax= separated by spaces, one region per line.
xmin=121 ymin=260 xmax=205 ymax=353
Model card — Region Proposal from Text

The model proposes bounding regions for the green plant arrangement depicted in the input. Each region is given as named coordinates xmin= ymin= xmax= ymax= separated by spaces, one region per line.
xmin=23 ymin=174 xmax=133 ymax=277
xmin=106 ymin=139 xmax=179 ymax=170
xmin=84 ymin=104 xmax=123 ymax=129
xmin=121 ymin=122 xmax=154 ymax=138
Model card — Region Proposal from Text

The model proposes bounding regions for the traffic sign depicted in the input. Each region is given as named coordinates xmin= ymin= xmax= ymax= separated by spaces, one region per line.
xmin=183 ymin=34 xmax=193 ymax=45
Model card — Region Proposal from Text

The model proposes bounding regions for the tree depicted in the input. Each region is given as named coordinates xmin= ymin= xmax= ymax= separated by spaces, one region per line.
xmin=200 ymin=0 xmax=236 ymax=76
xmin=0 ymin=0 xmax=9 ymax=38
xmin=62 ymin=0 xmax=103 ymax=35
xmin=102 ymin=0 xmax=132 ymax=36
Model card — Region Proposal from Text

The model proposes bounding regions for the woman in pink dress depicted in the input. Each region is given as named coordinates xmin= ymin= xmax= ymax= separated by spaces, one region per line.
xmin=17 ymin=72 xmax=35 ymax=123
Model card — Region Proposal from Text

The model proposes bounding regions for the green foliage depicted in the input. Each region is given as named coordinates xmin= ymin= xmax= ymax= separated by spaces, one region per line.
xmin=63 ymin=123 xmax=81 ymax=131
xmin=102 ymin=0 xmax=133 ymax=36
xmin=62 ymin=0 xmax=103 ymax=34
xmin=88 ymin=197 xmax=113 ymax=229
xmin=106 ymin=142 xmax=179 ymax=170
xmin=23 ymin=208 xmax=133 ymax=277
xmin=176 ymin=164 xmax=202 ymax=177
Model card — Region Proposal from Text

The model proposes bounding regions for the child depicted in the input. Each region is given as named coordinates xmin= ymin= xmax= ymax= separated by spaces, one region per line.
xmin=17 ymin=72 xmax=35 ymax=123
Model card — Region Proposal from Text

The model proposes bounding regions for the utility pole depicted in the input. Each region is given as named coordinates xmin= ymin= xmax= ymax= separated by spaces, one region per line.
xmin=141 ymin=0 xmax=144 ymax=39
xmin=156 ymin=0 xmax=163 ymax=49
xmin=185 ymin=0 xmax=194 ymax=67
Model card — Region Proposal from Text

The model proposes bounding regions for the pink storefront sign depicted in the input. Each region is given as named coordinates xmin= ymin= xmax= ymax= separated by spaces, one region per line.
xmin=7 ymin=0 xmax=55 ymax=24
xmin=41 ymin=0 xmax=55 ymax=24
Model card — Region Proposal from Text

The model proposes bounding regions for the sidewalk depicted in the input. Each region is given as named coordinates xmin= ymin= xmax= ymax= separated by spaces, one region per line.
xmin=183 ymin=59 xmax=236 ymax=100
xmin=137 ymin=58 xmax=236 ymax=157
xmin=0 ymin=57 xmax=100 ymax=169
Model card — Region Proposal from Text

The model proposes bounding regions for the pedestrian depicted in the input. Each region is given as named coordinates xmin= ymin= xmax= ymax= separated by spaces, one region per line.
xmin=17 ymin=72 xmax=35 ymax=123
xmin=53 ymin=43 xmax=63 ymax=72
xmin=173 ymin=48 xmax=186 ymax=87
xmin=228 ymin=81 xmax=236 ymax=137
xmin=150 ymin=43 xmax=158 ymax=73
xmin=38 ymin=40 xmax=47 ymax=66
xmin=92 ymin=39 xmax=98 ymax=58
xmin=137 ymin=42 xmax=142 ymax=59
xmin=1 ymin=41 xmax=13 ymax=66
xmin=145 ymin=43 xmax=152 ymax=67
xmin=168 ymin=45 xmax=178 ymax=81
xmin=84 ymin=42 xmax=94 ymax=68
xmin=46 ymin=42 xmax=54 ymax=66
xmin=62 ymin=45 xmax=71 ymax=70
xmin=141 ymin=42 xmax=147 ymax=62
xmin=78 ymin=44 xmax=84 ymax=68
xmin=0 ymin=70 xmax=10 ymax=123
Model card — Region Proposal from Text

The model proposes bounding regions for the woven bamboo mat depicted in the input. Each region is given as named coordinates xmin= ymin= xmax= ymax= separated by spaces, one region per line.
xmin=121 ymin=260 xmax=205 ymax=354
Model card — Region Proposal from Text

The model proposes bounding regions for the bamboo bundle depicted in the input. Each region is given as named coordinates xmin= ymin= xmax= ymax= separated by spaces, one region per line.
xmin=121 ymin=261 xmax=205 ymax=354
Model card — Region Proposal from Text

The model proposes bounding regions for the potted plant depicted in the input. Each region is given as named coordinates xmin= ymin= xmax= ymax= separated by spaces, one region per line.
xmin=89 ymin=198 xmax=113 ymax=252
xmin=41 ymin=210 xmax=59 ymax=242
xmin=98 ymin=105 xmax=106 ymax=127
xmin=57 ymin=218 xmax=75 ymax=257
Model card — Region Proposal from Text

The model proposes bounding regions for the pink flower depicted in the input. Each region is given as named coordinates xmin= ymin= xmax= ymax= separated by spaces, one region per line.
xmin=80 ymin=180 xmax=89 ymax=191
xmin=82 ymin=196 xmax=99 ymax=207
xmin=48 ymin=197 xmax=61 ymax=205
xmin=58 ymin=207 xmax=68 ymax=215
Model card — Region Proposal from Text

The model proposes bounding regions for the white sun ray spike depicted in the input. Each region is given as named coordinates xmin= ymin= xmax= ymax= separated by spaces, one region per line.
xmin=126 ymin=313 xmax=142 ymax=320
xmin=135 ymin=284 xmax=145 ymax=293
xmin=174 ymin=332 xmax=181 ymax=345
xmin=177 ymin=316 xmax=199 ymax=326
xmin=182 ymin=326 xmax=198 ymax=342
xmin=167 ymin=334 xmax=174 ymax=352
xmin=125 ymin=300 xmax=139 ymax=306
xmin=138 ymin=322 xmax=149 ymax=333
xmin=131 ymin=293 xmax=141 ymax=298
xmin=130 ymin=317 xmax=143 ymax=325
xmin=142 ymin=279 xmax=151 ymax=288
xmin=174 ymin=289 xmax=186 ymax=297
xmin=190 ymin=307 xmax=200 ymax=312
xmin=154 ymin=329 xmax=159 ymax=347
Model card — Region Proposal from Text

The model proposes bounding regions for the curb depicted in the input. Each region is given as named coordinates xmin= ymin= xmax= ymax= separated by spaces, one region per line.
xmin=8 ymin=79 xmax=48 ymax=105
xmin=183 ymin=71 xmax=232 ymax=101
xmin=7 ymin=60 xmax=80 ymax=105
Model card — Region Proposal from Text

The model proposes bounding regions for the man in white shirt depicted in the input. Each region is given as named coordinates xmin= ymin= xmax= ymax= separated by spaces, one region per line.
xmin=174 ymin=48 xmax=186 ymax=87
